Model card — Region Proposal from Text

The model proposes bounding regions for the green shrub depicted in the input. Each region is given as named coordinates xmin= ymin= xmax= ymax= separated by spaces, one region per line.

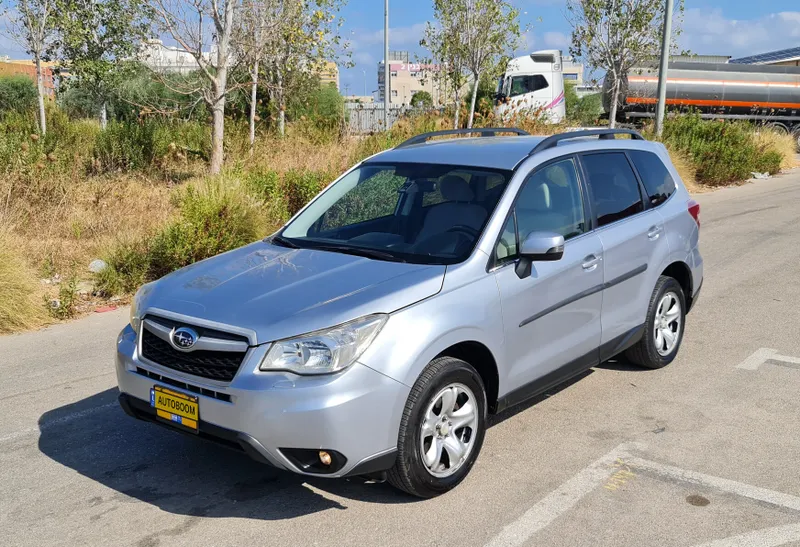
xmin=0 ymin=76 xmax=37 ymax=113
xmin=283 ymin=169 xmax=329 ymax=216
xmin=47 ymin=274 xmax=80 ymax=319
xmin=94 ymin=240 xmax=151 ymax=296
xmin=93 ymin=120 xmax=158 ymax=171
xmin=659 ymin=115 xmax=788 ymax=185
xmin=96 ymin=178 xmax=267 ymax=293
xmin=565 ymin=84 xmax=603 ymax=126
xmin=93 ymin=119 xmax=209 ymax=172
xmin=411 ymin=91 xmax=433 ymax=108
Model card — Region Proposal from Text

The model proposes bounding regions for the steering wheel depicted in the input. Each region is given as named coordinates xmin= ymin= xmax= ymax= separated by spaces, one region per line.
xmin=446 ymin=225 xmax=480 ymax=239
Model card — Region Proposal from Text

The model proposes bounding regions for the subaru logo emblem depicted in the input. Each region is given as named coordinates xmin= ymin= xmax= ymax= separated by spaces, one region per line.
xmin=172 ymin=327 xmax=198 ymax=350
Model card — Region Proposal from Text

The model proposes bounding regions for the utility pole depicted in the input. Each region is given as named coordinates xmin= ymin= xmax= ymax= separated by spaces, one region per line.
xmin=383 ymin=0 xmax=390 ymax=129
xmin=654 ymin=0 xmax=674 ymax=137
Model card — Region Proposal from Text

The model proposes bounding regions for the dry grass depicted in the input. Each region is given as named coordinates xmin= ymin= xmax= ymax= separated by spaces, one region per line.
xmin=664 ymin=145 xmax=701 ymax=194
xmin=3 ymin=174 xmax=175 ymax=277
xmin=0 ymin=229 xmax=48 ymax=333
xmin=752 ymin=129 xmax=798 ymax=171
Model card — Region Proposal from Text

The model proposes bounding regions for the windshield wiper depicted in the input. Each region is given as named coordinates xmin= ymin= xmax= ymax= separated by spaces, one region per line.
xmin=269 ymin=235 xmax=299 ymax=248
xmin=310 ymin=243 xmax=406 ymax=263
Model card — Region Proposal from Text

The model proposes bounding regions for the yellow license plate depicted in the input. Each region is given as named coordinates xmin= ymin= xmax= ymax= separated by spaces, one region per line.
xmin=150 ymin=385 xmax=199 ymax=432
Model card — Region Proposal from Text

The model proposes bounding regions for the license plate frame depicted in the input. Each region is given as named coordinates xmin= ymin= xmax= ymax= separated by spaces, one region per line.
xmin=150 ymin=385 xmax=200 ymax=433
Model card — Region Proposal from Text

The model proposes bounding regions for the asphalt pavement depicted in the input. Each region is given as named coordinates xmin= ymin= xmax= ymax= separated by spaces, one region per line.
xmin=2 ymin=169 xmax=800 ymax=547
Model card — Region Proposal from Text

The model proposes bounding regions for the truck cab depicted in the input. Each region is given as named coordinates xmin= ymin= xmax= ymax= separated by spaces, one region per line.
xmin=495 ymin=49 xmax=566 ymax=124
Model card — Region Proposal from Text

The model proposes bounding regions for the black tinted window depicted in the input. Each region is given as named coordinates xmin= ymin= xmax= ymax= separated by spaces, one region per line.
xmin=582 ymin=153 xmax=644 ymax=227
xmin=629 ymin=150 xmax=676 ymax=207
xmin=510 ymin=75 xmax=549 ymax=97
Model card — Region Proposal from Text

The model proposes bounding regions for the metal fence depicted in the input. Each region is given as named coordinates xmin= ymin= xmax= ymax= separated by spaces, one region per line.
xmin=345 ymin=103 xmax=439 ymax=134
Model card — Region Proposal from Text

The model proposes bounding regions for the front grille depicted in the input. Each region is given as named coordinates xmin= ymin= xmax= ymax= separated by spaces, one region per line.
xmin=135 ymin=367 xmax=232 ymax=402
xmin=141 ymin=328 xmax=247 ymax=382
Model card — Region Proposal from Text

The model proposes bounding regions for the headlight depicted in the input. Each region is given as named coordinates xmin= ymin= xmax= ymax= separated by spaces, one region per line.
xmin=130 ymin=282 xmax=155 ymax=333
xmin=259 ymin=314 xmax=388 ymax=375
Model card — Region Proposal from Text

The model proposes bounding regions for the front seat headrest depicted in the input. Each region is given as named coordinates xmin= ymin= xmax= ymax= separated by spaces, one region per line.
xmin=439 ymin=175 xmax=475 ymax=202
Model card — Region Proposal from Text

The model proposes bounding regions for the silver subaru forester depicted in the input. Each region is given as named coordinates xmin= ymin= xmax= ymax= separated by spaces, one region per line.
xmin=116 ymin=128 xmax=703 ymax=498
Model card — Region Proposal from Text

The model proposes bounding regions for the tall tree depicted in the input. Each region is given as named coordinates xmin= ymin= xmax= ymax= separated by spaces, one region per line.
xmin=421 ymin=11 xmax=467 ymax=129
xmin=260 ymin=0 xmax=348 ymax=137
xmin=6 ymin=0 xmax=56 ymax=135
xmin=235 ymin=0 xmax=281 ymax=151
xmin=55 ymin=0 xmax=152 ymax=128
xmin=567 ymin=0 xmax=683 ymax=128
xmin=151 ymin=0 xmax=240 ymax=173
xmin=424 ymin=0 xmax=523 ymax=129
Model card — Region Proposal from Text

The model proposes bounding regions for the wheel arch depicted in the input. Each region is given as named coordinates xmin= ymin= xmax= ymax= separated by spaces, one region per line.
xmin=661 ymin=261 xmax=694 ymax=309
xmin=435 ymin=341 xmax=500 ymax=415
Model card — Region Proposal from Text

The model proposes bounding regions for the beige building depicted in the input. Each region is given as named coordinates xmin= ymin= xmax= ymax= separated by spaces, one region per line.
xmin=378 ymin=51 xmax=447 ymax=106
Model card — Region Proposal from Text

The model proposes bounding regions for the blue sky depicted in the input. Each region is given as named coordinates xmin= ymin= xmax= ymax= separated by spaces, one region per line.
xmin=339 ymin=0 xmax=800 ymax=96
xmin=2 ymin=0 xmax=799 ymax=96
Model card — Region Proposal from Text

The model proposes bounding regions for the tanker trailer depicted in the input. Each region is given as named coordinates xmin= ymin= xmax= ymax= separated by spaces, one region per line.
xmin=604 ymin=61 xmax=800 ymax=149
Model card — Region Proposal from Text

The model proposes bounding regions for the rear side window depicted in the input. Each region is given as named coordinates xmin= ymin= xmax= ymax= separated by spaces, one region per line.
xmin=582 ymin=153 xmax=644 ymax=227
xmin=629 ymin=150 xmax=677 ymax=207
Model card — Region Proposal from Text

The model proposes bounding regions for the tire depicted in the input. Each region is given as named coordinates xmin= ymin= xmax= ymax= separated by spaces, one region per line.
xmin=625 ymin=276 xmax=686 ymax=369
xmin=387 ymin=356 xmax=487 ymax=498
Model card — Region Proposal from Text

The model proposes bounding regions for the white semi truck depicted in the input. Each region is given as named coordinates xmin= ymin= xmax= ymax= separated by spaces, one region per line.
xmin=495 ymin=49 xmax=566 ymax=123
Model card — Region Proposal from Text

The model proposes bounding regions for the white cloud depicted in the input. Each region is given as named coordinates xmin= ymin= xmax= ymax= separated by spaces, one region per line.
xmin=680 ymin=9 xmax=800 ymax=58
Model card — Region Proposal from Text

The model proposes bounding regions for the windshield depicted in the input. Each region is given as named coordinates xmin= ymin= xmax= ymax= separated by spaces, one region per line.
xmin=280 ymin=163 xmax=514 ymax=265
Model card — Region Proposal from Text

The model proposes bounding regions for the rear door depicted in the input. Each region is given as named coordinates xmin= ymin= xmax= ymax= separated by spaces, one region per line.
xmin=579 ymin=151 xmax=671 ymax=358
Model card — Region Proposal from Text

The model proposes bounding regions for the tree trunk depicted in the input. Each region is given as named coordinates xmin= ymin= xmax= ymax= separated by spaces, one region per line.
xmin=467 ymin=72 xmax=480 ymax=129
xmin=100 ymin=102 xmax=108 ymax=129
xmin=35 ymin=55 xmax=46 ymax=136
xmin=276 ymin=68 xmax=285 ymax=137
xmin=453 ymin=89 xmax=460 ymax=129
xmin=249 ymin=60 xmax=259 ymax=154
xmin=210 ymin=98 xmax=226 ymax=174
xmin=609 ymin=76 xmax=619 ymax=129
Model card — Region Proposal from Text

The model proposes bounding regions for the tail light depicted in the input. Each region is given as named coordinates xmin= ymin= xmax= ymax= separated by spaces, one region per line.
xmin=687 ymin=199 xmax=700 ymax=228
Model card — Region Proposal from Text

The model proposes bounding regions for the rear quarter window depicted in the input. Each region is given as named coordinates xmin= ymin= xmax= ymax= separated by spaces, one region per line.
xmin=629 ymin=150 xmax=677 ymax=207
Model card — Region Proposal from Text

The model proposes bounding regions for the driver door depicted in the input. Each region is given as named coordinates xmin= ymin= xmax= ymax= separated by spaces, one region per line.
xmin=492 ymin=156 xmax=604 ymax=403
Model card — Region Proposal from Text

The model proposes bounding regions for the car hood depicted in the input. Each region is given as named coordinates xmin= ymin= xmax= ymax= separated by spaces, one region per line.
xmin=141 ymin=241 xmax=446 ymax=344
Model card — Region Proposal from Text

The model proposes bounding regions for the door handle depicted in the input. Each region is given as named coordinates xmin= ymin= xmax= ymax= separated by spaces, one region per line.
xmin=582 ymin=255 xmax=600 ymax=271
xmin=647 ymin=225 xmax=663 ymax=240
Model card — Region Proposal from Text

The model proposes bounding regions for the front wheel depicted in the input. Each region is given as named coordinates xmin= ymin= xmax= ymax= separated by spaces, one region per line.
xmin=625 ymin=276 xmax=686 ymax=369
xmin=388 ymin=356 xmax=487 ymax=498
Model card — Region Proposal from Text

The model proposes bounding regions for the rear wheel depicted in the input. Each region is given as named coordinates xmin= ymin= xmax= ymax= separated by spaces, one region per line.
xmin=388 ymin=356 xmax=486 ymax=498
xmin=792 ymin=126 xmax=800 ymax=152
xmin=625 ymin=276 xmax=686 ymax=369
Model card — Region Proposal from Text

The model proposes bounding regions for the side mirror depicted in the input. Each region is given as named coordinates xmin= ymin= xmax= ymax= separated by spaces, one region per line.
xmin=515 ymin=232 xmax=565 ymax=279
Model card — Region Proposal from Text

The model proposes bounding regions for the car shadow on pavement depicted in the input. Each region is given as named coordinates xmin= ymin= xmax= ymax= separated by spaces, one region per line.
xmin=37 ymin=389 xmax=415 ymax=521
xmin=489 ymin=370 xmax=593 ymax=427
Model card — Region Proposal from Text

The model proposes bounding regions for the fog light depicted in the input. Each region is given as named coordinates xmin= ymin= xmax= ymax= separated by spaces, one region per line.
xmin=319 ymin=450 xmax=332 ymax=466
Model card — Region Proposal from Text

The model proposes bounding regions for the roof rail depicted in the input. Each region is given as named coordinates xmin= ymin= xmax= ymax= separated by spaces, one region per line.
xmin=529 ymin=129 xmax=645 ymax=155
xmin=395 ymin=127 xmax=530 ymax=149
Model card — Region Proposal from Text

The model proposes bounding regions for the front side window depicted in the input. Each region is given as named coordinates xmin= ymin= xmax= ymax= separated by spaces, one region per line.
xmin=281 ymin=163 xmax=513 ymax=265
xmin=629 ymin=150 xmax=677 ymax=207
xmin=509 ymin=75 xmax=549 ymax=97
xmin=582 ymin=152 xmax=644 ymax=227
xmin=494 ymin=158 xmax=585 ymax=263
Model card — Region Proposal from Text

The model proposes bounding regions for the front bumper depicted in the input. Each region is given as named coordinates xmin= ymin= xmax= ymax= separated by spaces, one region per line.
xmin=115 ymin=324 xmax=409 ymax=478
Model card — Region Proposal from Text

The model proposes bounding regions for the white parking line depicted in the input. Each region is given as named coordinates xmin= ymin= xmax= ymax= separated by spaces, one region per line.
xmin=0 ymin=401 xmax=118 ymax=444
xmin=484 ymin=443 xmax=800 ymax=547
xmin=736 ymin=348 xmax=800 ymax=370
xmin=485 ymin=443 xmax=640 ymax=547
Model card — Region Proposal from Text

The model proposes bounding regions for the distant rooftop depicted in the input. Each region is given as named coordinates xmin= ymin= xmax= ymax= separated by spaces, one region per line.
xmin=730 ymin=46 xmax=800 ymax=65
